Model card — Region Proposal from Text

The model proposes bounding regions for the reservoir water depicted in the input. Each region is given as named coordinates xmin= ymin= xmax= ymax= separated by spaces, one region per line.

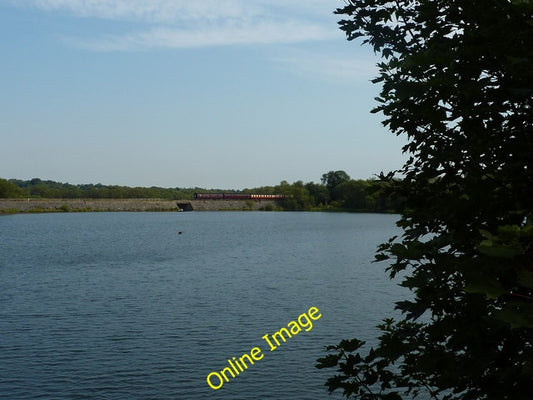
xmin=0 ymin=211 xmax=405 ymax=399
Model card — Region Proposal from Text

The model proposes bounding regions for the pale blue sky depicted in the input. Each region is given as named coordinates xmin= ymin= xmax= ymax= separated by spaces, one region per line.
xmin=0 ymin=0 xmax=406 ymax=189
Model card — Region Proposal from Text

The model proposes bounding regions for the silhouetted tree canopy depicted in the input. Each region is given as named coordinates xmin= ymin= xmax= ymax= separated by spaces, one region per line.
xmin=317 ymin=1 xmax=532 ymax=399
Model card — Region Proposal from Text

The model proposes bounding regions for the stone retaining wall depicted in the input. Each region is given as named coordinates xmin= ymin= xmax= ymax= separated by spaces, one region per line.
xmin=0 ymin=198 xmax=280 ymax=213
xmin=189 ymin=199 xmax=278 ymax=211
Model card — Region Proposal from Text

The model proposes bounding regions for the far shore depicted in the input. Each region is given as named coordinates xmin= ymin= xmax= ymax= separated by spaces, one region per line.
xmin=0 ymin=198 xmax=281 ymax=214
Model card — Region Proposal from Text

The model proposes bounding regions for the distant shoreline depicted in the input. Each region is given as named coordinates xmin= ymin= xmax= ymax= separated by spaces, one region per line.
xmin=0 ymin=198 xmax=281 ymax=214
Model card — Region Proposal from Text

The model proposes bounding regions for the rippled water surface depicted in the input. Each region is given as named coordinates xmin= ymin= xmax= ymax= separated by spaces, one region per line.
xmin=0 ymin=211 xmax=404 ymax=399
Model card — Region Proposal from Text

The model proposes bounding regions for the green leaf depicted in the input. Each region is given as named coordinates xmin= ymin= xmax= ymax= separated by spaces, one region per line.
xmin=517 ymin=269 xmax=533 ymax=290
xmin=463 ymin=268 xmax=507 ymax=299
xmin=493 ymin=302 xmax=533 ymax=329
xmin=339 ymin=338 xmax=365 ymax=352
xmin=316 ymin=354 xmax=342 ymax=369
xmin=478 ymin=244 xmax=522 ymax=258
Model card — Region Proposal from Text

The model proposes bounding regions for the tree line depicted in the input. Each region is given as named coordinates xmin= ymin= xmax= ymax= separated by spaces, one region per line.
xmin=0 ymin=178 xmax=196 ymax=200
xmin=242 ymin=171 xmax=401 ymax=212
xmin=0 ymin=171 xmax=401 ymax=213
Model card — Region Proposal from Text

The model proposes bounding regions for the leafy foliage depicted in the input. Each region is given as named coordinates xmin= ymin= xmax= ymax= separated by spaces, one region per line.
xmin=0 ymin=178 xmax=24 ymax=198
xmin=4 ymin=179 xmax=207 ymax=200
xmin=318 ymin=0 xmax=533 ymax=399
xmin=322 ymin=170 xmax=351 ymax=197
xmin=246 ymin=177 xmax=398 ymax=211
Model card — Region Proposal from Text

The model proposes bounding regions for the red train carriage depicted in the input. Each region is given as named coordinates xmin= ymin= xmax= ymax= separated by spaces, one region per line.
xmin=193 ymin=193 xmax=284 ymax=200
xmin=194 ymin=193 xmax=225 ymax=199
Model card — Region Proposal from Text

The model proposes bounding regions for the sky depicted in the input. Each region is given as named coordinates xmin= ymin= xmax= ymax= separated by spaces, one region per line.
xmin=0 ymin=0 xmax=407 ymax=190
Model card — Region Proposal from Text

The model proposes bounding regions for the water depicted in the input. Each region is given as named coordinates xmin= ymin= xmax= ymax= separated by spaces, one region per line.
xmin=0 ymin=211 xmax=404 ymax=399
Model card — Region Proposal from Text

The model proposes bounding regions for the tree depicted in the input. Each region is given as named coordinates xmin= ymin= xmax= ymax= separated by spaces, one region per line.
xmin=317 ymin=1 xmax=533 ymax=399
xmin=334 ymin=180 xmax=368 ymax=210
xmin=0 ymin=178 xmax=24 ymax=198
xmin=276 ymin=180 xmax=314 ymax=210
xmin=305 ymin=181 xmax=331 ymax=206
xmin=321 ymin=170 xmax=351 ymax=200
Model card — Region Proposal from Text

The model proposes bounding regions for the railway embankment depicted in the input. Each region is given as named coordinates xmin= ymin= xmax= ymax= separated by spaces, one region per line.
xmin=0 ymin=198 xmax=280 ymax=214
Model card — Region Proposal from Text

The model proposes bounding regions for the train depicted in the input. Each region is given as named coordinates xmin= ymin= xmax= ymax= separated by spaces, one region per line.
xmin=193 ymin=193 xmax=285 ymax=200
